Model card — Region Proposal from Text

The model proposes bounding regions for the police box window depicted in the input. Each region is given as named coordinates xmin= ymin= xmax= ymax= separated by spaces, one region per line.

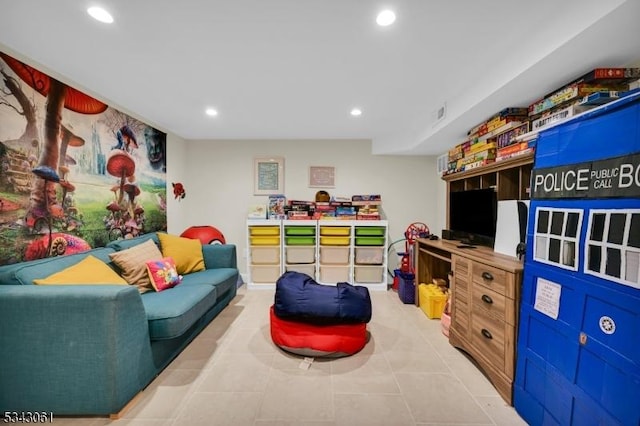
xmin=585 ymin=209 xmax=640 ymax=289
xmin=533 ymin=207 xmax=582 ymax=271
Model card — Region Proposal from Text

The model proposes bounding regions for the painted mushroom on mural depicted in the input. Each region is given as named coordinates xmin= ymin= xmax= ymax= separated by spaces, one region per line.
xmin=0 ymin=52 xmax=108 ymax=227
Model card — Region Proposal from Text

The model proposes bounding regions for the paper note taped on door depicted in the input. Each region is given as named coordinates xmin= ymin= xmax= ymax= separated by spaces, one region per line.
xmin=534 ymin=278 xmax=561 ymax=320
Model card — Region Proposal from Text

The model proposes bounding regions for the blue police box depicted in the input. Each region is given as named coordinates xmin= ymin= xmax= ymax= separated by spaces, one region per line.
xmin=514 ymin=92 xmax=640 ymax=425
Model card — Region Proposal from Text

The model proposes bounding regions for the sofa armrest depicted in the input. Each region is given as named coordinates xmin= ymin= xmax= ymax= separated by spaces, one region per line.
xmin=202 ymin=244 xmax=237 ymax=269
xmin=0 ymin=285 xmax=156 ymax=415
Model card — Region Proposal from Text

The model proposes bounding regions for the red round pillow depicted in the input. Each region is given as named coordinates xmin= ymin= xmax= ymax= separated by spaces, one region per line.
xmin=269 ymin=306 xmax=368 ymax=358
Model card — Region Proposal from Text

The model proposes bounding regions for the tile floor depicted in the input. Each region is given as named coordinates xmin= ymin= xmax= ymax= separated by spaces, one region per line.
xmin=54 ymin=286 xmax=527 ymax=425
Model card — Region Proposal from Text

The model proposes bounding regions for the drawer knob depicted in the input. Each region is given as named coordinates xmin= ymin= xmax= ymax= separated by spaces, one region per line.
xmin=481 ymin=271 xmax=494 ymax=281
xmin=481 ymin=328 xmax=493 ymax=339
xmin=481 ymin=294 xmax=493 ymax=304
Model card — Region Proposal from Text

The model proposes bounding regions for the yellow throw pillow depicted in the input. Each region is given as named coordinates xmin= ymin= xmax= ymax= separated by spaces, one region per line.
xmin=33 ymin=255 xmax=127 ymax=285
xmin=109 ymin=239 xmax=164 ymax=293
xmin=158 ymin=233 xmax=205 ymax=275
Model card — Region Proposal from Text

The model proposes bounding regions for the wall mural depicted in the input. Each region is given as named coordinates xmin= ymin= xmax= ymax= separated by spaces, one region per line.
xmin=0 ymin=51 xmax=167 ymax=265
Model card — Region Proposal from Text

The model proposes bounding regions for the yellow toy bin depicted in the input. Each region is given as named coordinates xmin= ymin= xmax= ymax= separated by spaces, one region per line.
xmin=418 ymin=283 xmax=447 ymax=319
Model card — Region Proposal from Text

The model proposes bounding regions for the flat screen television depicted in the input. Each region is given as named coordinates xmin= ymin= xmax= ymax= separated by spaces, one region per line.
xmin=449 ymin=188 xmax=498 ymax=247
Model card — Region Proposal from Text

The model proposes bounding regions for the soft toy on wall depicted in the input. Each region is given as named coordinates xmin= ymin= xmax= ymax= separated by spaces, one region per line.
xmin=172 ymin=182 xmax=186 ymax=200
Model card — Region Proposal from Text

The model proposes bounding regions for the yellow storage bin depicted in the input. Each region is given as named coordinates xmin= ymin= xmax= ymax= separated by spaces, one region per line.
xmin=320 ymin=236 xmax=350 ymax=246
xmin=249 ymin=226 xmax=280 ymax=236
xmin=320 ymin=226 xmax=351 ymax=236
xmin=250 ymin=236 xmax=280 ymax=245
xmin=418 ymin=283 xmax=447 ymax=319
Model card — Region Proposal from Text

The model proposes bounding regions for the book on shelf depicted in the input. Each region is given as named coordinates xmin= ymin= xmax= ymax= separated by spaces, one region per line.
xmin=247 ymin=204 xmax=267 ymax=219
xmin=529 ymin=83 xmax=627 ymax=116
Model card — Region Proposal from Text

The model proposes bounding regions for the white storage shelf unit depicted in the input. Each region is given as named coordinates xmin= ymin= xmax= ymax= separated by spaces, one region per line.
xmin=246 ymin=219 xmax=388 ymax=291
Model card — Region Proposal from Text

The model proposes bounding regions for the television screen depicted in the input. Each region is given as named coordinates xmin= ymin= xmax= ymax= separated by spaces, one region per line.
xmin=449 ymin=188 xmax=497 ymax=246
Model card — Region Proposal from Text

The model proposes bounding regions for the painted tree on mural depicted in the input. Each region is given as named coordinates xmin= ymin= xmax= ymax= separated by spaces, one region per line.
xmin=0 ymin=68 xmax=39 ymax=146
xmin=0 ymin=53 xmax=108 ymax=223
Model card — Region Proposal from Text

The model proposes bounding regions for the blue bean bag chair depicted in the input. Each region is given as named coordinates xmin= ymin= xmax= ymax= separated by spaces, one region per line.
xmin=274 ymin=271 xmax=372 ymax=325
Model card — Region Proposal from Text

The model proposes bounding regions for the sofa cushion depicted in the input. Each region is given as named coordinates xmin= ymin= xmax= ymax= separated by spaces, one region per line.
xmin=109 ymin=239 xmax=163 ymax=293
xmin=11 ymin=247 xmax=116 ymax=285
xmin=33 ymin=255 xmax=128 ymax=285
xmin=158 ymin=233 xmax=205 ymax=275
xmin=141 ymin=284 xmax=217 ymax=340
xmin=106 ymin=232 xmax=160 ymax=251
xmin=146 ymin=257 xmax=182 ymax=291
xmin=180 ymin=268 xmax=238 ymax=297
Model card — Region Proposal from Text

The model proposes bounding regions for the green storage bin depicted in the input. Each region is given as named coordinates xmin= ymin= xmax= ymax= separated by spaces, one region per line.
xmin=285 ymin=226 xmax=316 ymax=236
xmin=286 ymin=236 xmax=316 ymax=245
xmin=355 ymin=226 xmax=386 ymax=236
xmin=355 ymin=236 xmax=385 ymax=246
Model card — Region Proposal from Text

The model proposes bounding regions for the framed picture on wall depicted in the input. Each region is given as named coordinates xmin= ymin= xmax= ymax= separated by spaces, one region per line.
xmin=254 ymin=157 xmax=284 ymax=195
xmin=309 ymin=166 xmax=335 ymax=188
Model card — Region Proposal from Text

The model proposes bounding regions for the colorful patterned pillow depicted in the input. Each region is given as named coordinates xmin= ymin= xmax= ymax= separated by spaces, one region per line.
xmin=146 ymin=257 xmax=182 ymax=291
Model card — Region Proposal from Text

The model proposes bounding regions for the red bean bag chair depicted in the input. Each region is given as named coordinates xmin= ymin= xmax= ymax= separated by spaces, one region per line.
xmin=270 ymin=306 xmax=369 ymax=358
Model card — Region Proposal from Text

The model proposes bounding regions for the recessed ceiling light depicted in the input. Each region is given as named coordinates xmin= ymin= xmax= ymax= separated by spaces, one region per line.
xmin=87 ymin=6 xmax=114 ymax=24
xmin=376 ymin=10 xmax=396 ymax=26
xmin=205 ymin=108 xmax=218 ymax=117
xmin=351 ymin=108 xmax=362 ymax=116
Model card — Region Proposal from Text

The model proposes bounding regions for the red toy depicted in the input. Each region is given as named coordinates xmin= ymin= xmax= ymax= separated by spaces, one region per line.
xmin=180 ymin=225 xmax=226 ymax=244
xmin=172 ymin=182 xmax=186 ymax=200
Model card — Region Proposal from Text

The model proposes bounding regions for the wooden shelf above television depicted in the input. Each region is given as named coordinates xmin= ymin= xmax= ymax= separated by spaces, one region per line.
xmin=442 ymin=152 xmax=533 ymax=230
xmin=442 ymin=152 xmax=534 ymax=202
xmin=442 ymin=152 xmax=534 ymax=182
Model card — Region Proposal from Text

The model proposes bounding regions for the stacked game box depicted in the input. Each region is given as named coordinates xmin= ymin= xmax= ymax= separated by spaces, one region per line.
xmin=528 ymin=68 xmax=640 ymax=132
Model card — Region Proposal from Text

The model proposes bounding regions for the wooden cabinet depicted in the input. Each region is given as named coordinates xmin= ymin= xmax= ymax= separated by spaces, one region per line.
xmin=415 ymin=238 xmax=523 ymax=405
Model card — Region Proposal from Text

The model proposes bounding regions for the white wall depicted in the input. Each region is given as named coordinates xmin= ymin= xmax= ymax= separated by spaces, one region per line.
xmin=165 ymin=139 xmax=446 ymax=275
xmin=165 ymin=132 xmax=188 ymax=233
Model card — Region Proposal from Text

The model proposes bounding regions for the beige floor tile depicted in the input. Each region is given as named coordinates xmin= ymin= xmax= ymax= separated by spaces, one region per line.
xmin=331 ymin=353 xmax=400 ymax=394
xmin=440 ymin=353 xmax=498 ymax=397
xmin=385 ymin=349 xmax=450 ymax=374
xmin=475 ymin=396 xmax=529 ymax=426
xmin=395 ymin=372 xmax=493 ymax=424
xmin=173 ymin=392 xmax=263 ymax=426
xmin=257 ymin=368 xmax=333 ymax=421
xmin=255 ymin=421 xmax=336 ymax=426
xmin=333 ymin=393 xmax=415 ymax=426
xmin=123 ymin=369 xmax=203 ymax=420
xmin=197 ymin=352 xmax=274 ymax=392
xmin=221 ymin=324 xmax=275 ymax=354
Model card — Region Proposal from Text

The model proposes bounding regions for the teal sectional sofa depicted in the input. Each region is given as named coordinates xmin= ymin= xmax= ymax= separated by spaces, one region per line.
xmin=0 ymin=232 xmax=239 ymax=416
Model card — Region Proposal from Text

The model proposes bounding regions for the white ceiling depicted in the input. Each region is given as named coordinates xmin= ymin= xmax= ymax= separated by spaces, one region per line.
xmin=1 ymin=0 xmax=639 ymax=155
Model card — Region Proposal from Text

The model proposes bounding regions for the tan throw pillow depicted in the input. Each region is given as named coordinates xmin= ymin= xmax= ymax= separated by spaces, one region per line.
xmin=158 ymin=233 xmax=205 ymax=275
xmin=109 ymin=239 xmax=163 ymax=293
xmin=33 ymin=255 xmax=127 ymax=285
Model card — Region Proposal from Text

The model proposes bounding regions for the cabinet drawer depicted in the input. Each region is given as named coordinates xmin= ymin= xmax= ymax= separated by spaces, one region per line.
xmin=250 ymin=247 xmax=280 ymax=264
xmin=249 ymin=226 xmax=280 ymax=236
xmin=355 ymin=226 xmax=386 ymax=236
xmin=285 ymin=226 xmax=316 ymax=236
xmin=472 ymin=285 xmax=509 ymax=324
xmin=470 ymin=312 xmax=506 ymax=370
xmin=471 ymin=262 xmax=511 ymax=298
xmin=319 ymin=226 xmax=351 ymax=236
